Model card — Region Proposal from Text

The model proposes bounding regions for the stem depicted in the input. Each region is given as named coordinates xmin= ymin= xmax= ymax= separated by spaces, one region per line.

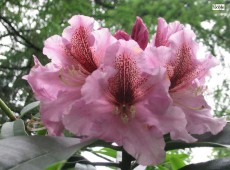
xmin=91 ymin=162 xmax=120 ymax=168
xmin=0 ymin=98 xmax=16 ymax=121
xmin=87 ymin=140 xmax=122 ymax=151
xmin=120 ymin=149 xmax=134 ymax=170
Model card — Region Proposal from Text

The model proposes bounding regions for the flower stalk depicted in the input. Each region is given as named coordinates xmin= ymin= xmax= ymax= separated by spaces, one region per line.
xmin=0 ymin=98 xmax=16 ymax=121
xmin=120 ymin=149 xmax=134 ymax=170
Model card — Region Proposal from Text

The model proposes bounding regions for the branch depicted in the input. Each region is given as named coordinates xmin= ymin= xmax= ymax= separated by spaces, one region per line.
xmin=120 ymin=149 xmax=134 ymax=170
xmin=0 ymin=15 xmax=42 ymax=52
xmin=87 ymin=140 xmax=122 ymax=151
xmin=85 ymin=148 xmax=113 ymax=162
xmin=0 ymin=32 xmax=13 ymax=39
xmin=0 ymin=65 xmax=30 ymax=70
xmin=94 ymin=0 xmax=116 ymax=9
xmin=91 ymin=162 xmax=120 ymax=167
xmin=0 ymin=98 xmax=16 ymax=121
xmin=79 ymin=161 xmax=120 ymax=168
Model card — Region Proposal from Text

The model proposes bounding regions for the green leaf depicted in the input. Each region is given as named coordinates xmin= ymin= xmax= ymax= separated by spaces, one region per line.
xmin=166 ymin=122 xmax=230 ymax=151
xmin=94 ymin=148 xmax=117 ymax=158
xmin=0 ymin=136 xmax=95 ymax=170
xmin=179 ymin=157 xmax=230 ymax=170
xmin=20 ymin=101 xmax=40 ymax=118
xmin=146 ymin=166 xmax=169 ymax=170
xmin=170 ymin=157 xmax=186 ymax=170
xmin=44 ymin=161 xmax=65 ymax=170
xmin=0 ymin=119 xmax=27 ymax=138
xmin=160 ymin=152 xmax=188 ymax=170
xmin=75 ymin=163 xmax=96 ymax=170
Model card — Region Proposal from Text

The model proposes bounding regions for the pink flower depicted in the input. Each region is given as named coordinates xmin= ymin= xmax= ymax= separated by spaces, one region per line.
xmin=114 ymin=16 xmax=149 ymax=49
xmin=24 ymin=15 xmax=115 ymax=135
xmin=152 ymin=17 xmax=183 ymax=47
xmin=146 ymin=27 xmax=226 ymax=136
xmin=24 ymin=15 xmax=226 ymax=165
xmin=63 ymin=39 xmax=194 ymax=165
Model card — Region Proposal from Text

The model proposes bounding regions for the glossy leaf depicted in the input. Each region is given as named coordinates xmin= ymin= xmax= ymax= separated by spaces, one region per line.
xmin=20 ymin=101 xmax=40 ymax=118
xmin=0 ymin=136 xmax=95 ymax=170
xmin=179 ymin=157 xmax=230 ymax=170
xmin=0 ymin=119 xmax=27 ymax=138
xmin=166 ymin=122 xmax=230 ymax=151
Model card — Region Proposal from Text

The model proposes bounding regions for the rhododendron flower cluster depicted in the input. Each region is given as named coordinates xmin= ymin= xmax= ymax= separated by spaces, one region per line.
xmin=24 ymin=15 xmax=226 ymax=165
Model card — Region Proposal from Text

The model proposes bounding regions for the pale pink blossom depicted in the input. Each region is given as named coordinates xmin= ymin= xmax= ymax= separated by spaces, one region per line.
xmin=24 ymin=15 xmax=115 ymax=135
xmin=24 ymin=15 xmax=226 ymax=165
xmin=152 ymin=17 xmax=183 ymax=47
xmin=146 ymin=27 xmax=226 ymax=136
xmin=63 ymin=40 xmax=194 ymax=165
xmin=114 ymin=16 xmax=149 ymax=49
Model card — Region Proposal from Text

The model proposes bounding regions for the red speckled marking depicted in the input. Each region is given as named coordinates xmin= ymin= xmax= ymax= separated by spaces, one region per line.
xmin=107 ymin=53 xmax=147 ymax=106
xmin=168 ymin=44 xmax=205 ymax=92
xmin=70 ymin=26 xmax=98 ymax=74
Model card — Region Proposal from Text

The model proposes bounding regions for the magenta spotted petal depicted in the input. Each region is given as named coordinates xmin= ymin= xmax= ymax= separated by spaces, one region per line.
xmin=24 ymin=15 xmax=115 ymax=135
xmin=167 ymin=30 xmax=218 ymax=92
xmin=146 ymin=25 xmax=226 ymax=138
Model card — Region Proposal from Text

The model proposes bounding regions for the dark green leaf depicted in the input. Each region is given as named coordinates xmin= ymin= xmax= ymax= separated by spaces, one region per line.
xmin=0 ymin=119 xmax=27 ymax=138
xmin=166 ymin=122 xmax=230 ymax=151
xmin=0 ymin=136 xmax=95 ymax=170
xmin=20 ymin=101 xmax=40 ymax=118
xmin=179 ymin=157 xmax=230 ymax=170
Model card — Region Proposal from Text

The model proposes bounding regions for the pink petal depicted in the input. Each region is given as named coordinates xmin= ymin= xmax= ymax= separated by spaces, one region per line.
xmin=167 ymin=30 xmax=218 ymax=92
xmin=114 ymin=30 xmax=130 ymax=41
xmin=122 ymin=120 xmax=165 ymax=165
xmin=131 ymin=16 xmax=149 ymax=50
xmin=144 ymin=45 xmax=171 ymax=68
xmin=63 ymin=97 xmax=166 ymax=166
xmin=43 ymin=35 xmax=72 ymax=66
xmin=41 ymin=90 xmax=80 ymax=136
xmin=62 ymin=15 xmax=95 ymax=41
xmin=136 ymin=80 xmax=196 ymax=143
xmin=91 ymin=28 xmax=117 ymax=66
xmin=103 ymin=39 xmax=143 ymax=68
xmin=152 ymin=17 xmax=183 ymax=47
xmin=171 ymin=89 xmax=227 ymax=135
xmin=81 ymin=66 xmax=116 ymax=104
xmin=24 ymin=56 xmax=82 ymax=101
xmin=63 ymin=99 xmax=118 ymax=139
xmin=62 ymin=17 xmax=114 ymax=75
